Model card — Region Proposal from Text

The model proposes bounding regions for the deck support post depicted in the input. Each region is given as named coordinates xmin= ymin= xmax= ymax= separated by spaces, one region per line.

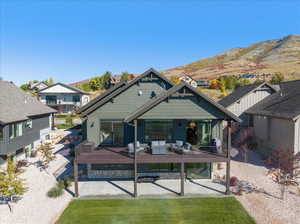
xmin=134 ymin=119 xmax=138 ymax=198
xmin=226 ymin=120 xmax=232 ymax=195
xmin=180 ymin=162 xmax=185 ymax=196
xmin=74 ymin=159 xmax=79 ymax=197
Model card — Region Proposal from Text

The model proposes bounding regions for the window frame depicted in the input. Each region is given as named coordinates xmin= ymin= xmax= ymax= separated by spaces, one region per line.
xmin=144 ymin=120 xmax=173 ymax=142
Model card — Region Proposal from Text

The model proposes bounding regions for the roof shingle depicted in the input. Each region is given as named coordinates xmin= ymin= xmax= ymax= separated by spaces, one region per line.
xmin=0 ymin=81 xmax=56 ymax=124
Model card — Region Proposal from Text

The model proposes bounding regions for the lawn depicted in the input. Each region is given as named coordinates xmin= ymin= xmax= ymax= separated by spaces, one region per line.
xmin=56 ymin=197 xmax=255 ymax=224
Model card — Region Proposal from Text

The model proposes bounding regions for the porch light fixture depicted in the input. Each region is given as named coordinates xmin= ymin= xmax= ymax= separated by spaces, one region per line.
xmin=138 ymin=89 xmax=143 ymax=96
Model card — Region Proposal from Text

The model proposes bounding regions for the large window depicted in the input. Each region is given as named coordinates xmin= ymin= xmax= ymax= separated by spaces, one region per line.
xmin=144 ymin=120 xmax=173 ymax=142
xmin=138 ymin=163 xmax=180 ymax=173
xmin=45 ymin=95 xmax=57 ymax=105
xmin=9 ymin=122 xmax=23 ymax=139
xmin=72 ymin=95 xmax=80 ymax=102
xmin=100 ymin=120 xmax=124 ymax=146
xmin=0 ymin=126 xmax=3 ymax=141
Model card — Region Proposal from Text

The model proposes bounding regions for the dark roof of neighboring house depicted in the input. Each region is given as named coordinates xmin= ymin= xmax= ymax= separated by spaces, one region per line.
xmin=78 ymin=68 xmax=174 ymax=117
xmin=218 ymin=82 xmax=277 ymax=107
xmin=125 ymin=82 xmax=241 ymax=123
xmin=246 ymin=80 xmax=300 ymax=120
xmin=37 ymin=82 xmax=90 ymax=95
xmin=0 ymin=81 xmax=56 ymax=125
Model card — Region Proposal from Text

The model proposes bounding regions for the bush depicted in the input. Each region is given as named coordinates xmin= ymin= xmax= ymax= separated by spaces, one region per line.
xmin=47 ymin=187 xmax=63 ymax=198
xmin=230 ymin=177 xmax=239 ymax=186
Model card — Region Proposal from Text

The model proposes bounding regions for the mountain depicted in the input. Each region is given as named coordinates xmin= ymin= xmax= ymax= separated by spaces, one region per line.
xmin=162 ymin=35 xmax=300 ymax=80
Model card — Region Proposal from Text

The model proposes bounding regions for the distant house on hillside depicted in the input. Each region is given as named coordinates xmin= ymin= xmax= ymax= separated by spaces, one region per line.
xmin=28 ymin=81 xmax=48 ymax=92
xmin=179 ymin=75 xmax=198 ymax=88
xmin=37 ymin=83 xmax=90 ymax=114
xmin=196 ymin=79 xmax=210 ymax=88
xmin=246 ymin=80 xmax=300 ymax=155
xmin=110 ymin=75 xmax=122 ymax=85
xmin=219 ymin=82 xmax=278 ymax=125
xmin=0 ymin=81 xmax=56 ymax=166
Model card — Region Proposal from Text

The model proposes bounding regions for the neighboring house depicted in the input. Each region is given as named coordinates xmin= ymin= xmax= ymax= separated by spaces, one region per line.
xmin=246 ymin=80 xmax=300 ymax=155
xmin=37 ymin=82 xmax=90 ymax=114
xmin=75 ymin=68 xmax=240 ymax=197
xmin=179 ymin=75 xmax=198 ymax=88
xmin=110 ymin=75 xmax=122 ymax=85
xmin=0 ymin=81 xmax=56 ymax=166
xmin=219 ymin=82 xmax=278 ymax=125
xmin=196 ymin=79 xmax=210 ymax=88
xmin=28 ymin=81 xmax=48 ymax=92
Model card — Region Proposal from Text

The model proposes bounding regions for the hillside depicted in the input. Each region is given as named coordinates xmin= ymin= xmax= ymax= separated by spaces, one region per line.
xmin=162 ymin=35 xmax=300 ymax=80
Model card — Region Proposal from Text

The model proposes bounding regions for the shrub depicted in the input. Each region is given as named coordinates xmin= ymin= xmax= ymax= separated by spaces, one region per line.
xmin=47 ymin=187 xmax=63 ymax=198
xmin=230 ymin=177 xmax=239 ymax=186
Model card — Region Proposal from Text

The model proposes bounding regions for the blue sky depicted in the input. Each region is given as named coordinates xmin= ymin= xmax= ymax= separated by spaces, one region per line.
xmin=1 ymin=0 xmax=299 ymax=85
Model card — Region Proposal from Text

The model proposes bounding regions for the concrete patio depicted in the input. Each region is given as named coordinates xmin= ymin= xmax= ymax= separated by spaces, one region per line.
xmin=78 ymin=179 xmax=226 ymax=198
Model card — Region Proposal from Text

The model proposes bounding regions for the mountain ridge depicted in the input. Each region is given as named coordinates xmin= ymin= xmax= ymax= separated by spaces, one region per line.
xmin=162 ymin=34 xmax=300 ymax=80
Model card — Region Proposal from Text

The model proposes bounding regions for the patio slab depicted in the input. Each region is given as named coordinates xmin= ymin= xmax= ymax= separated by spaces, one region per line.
xmin=78 ymin=179 xmax=225 ymax=198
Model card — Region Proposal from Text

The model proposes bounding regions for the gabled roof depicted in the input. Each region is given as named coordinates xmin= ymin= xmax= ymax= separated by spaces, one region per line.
xmin=29 ymin=81 xmax=48 ymax=89
xmin=246 ymin=80 xmax=300 ymax=120
xmin=37 ymin=82 xmax=90 ymax=95
xmin=0 ymin=81 xmax=56 ymax=125
xmin=78 ymin=68 xmax=174 ymax=117
xmin=219 ymin=82 xmax=277 ymax=107
xmin=77 ymin=80 xmax=127 ymax=114
xmin=125 ymin=82 xmax=241 ymax=123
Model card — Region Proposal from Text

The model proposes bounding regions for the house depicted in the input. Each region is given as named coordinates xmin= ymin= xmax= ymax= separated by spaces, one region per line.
xmin=218 ymin=82 xmax=278 ymax=125
xmin=28 ymin=81 xmax=49 ymax=92
xmin=179 ymin=75 xmax=198 ymax=88
xmin=196 ymin=79 xmax=210 ymax=88
xmin=0 ymin=81 xmax=56 ymax=166
xmin=110 ymin=75 xmax=122 ymax=85
xmin=37 ymin=82 xmax=90 ymax=114
xmin=245 ymin=80 xmax=300 ymax=155
xmin=75 ymin=68 xmax=241 ymax=197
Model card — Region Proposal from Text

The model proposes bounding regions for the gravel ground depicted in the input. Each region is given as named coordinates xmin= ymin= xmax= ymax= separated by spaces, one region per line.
xmin=219 ymin=151 xmax=300 ymax=224
xmin=0 ymin=130 xmax=73 ymax=224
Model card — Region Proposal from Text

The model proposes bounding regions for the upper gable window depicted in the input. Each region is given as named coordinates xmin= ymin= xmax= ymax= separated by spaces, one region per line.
xmin=25 ymin=120 xmax=33 ymax=129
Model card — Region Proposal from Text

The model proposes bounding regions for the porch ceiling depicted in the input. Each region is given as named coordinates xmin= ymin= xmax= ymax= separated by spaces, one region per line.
xmin=76 ymin=147 xmax=228 ymax=164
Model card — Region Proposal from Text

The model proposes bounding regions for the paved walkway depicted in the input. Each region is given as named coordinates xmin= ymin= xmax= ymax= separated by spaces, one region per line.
xmin=0 ymin=130 xmax=74 ymax=224
xmin=78 ymin=179 xmax=226 ymax=198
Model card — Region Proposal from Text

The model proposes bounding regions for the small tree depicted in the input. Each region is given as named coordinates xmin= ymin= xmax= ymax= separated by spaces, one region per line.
xmin=0 ymin=159 xmax=27 ymax=199
xmin=38 ymin=143 xmax=56 ymax=168
xmin=102 ymin=71 xmax=112 ymax=89
xmin=170 ymin=75 xmax=180 ymax=84
xmin=210 ymin=79 xmax=219 ymax=89
xmin=270 ymin=148 xmax=300 ymax=199
xmin=236 ymin=128 xmax=256 ymax=162
xmin=270 ymin=73 xmax=284 ymax=84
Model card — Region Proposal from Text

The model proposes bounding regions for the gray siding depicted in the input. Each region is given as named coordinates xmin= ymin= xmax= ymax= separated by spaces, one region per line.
xmin=140 ymin=96 xmax=227 ymax=120
xmin=228 ymin=89 xmax=272 ymax=124
xmin=0 ymin=115 xmax=50 ymax=155
xmin=253 ymin=115 xmax=296 ymax=154
xmin=87 ymin=81 xmax=168 ymax=119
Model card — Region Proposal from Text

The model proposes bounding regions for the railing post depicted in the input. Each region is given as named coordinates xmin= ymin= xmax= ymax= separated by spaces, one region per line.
xmin=180 ymin=162 xmax=185 ymax=196
xmin=226 ymin=120 xmax=231 ymax=195
xmin=74 ymin=158 xmax=79 ymax=197
xmin=134 ymin=119 xmax=138 ymax=198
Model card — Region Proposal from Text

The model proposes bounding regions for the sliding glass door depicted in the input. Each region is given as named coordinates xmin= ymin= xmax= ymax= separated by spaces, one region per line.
xmin=100 ymin=120 xmax=124 ymax=146
xmin=186 ymin=120 xmax=212 ymax=146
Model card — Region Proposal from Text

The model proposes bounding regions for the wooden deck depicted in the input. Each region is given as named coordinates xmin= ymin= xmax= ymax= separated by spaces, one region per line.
xmin=76 ymin=147 xmax=228 ymax=164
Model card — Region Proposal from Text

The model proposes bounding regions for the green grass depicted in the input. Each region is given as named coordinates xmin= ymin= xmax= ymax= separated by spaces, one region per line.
xmin=56 ymin=197 xmax=255 ymax=224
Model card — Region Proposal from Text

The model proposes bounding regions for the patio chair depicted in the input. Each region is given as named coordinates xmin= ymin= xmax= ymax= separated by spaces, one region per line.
xmin=128 ymin=141 xmax=146 ymax=153
xmin=151 ymin=141 xmax=167 ymax=155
